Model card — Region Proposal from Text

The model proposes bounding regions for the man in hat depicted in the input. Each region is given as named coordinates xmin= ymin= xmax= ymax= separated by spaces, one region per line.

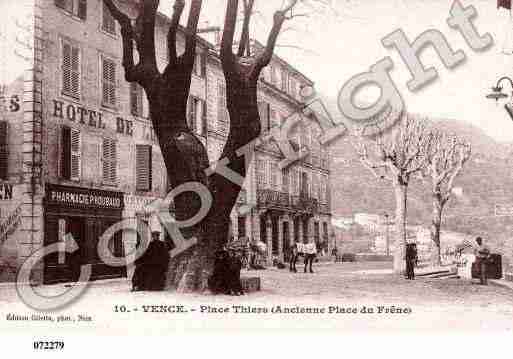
xmin=474 ymin=237 xmax=490 ymax=285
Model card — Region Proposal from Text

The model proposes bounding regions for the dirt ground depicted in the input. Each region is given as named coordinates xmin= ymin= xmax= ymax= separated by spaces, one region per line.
xmin=0 ymin=262 xmax=512 ymax=333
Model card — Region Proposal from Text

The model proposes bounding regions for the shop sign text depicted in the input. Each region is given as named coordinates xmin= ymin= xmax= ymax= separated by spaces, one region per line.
xmin=53 ymin=99 xmax=133 ymax=136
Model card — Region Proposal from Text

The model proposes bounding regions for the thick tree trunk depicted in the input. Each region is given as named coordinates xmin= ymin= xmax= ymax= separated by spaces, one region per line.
xmin=430 ymin=196 xmax=444 ymax=267
xmin=148 ymin=84 xmax=219 ymax=293
xmin=393 ymin=181 xmax=408 ymax=274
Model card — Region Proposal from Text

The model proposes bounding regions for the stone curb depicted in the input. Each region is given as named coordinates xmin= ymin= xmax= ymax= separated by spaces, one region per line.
xmin=489 ymin=278 xmax=513 ymax=292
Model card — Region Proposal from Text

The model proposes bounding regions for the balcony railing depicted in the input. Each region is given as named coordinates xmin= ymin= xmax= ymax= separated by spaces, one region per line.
xmin=256 ymin=189 xmax=320 ymax=214
xmin=257 ymin=189 xmax=290 ymax=208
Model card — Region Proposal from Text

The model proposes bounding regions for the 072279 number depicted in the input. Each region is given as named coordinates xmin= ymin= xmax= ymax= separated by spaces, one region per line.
xmin=33 ymin=341 xmax=64 ymax=350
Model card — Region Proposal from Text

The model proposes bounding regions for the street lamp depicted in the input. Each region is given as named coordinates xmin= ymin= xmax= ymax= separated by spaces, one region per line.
xmin=486 ymin=77 xmax=513 ymax=120
xmin=384 ymin=213 xmax=390 ymax=257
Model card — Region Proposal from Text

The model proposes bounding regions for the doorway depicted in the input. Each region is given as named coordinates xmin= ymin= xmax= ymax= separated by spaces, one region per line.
xmin=283 ymin=222 xmax=290 ymax=261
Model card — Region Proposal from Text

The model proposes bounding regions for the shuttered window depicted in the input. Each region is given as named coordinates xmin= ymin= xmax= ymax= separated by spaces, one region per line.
xmin=271 ymin=66 xmax=278 ymax=85
xmin=256 ymin=159 xmax=266 ymax=188
xmin=193 ymin=52 xmax=206 ymax=78
xmin=258 ymin=101 xmax=270 ymax=132
xmin=321 ymin=147 xmax=328 ymax=168
xmin=282 ymin=168 xmax=289 ymax=193
xmin=55 ymin=0 xmax=86 ymax=20
xmin=61 ymin=39 xmax=80 ymax=99
xmin=291 ymin=168 xmax=299 ymax=195
xmin=281 ymin=69 xmax=288 ymax=92
xmin=77 ymin=0 xmax=87 ymax=19
xmin=70 ymin=128 xmax=81 ymax=180
xmin=101 ymin=56 xmax=117 ymax=107
xmin=61 ymin=126 xmax=81 ymax=180
xmin=102 ymin=138 xmax=117 ymax=184
xmin=136 ymin=145 xmax=152 ymax=192
xmin=312 ymin=173 xmax=319 ymax=199
xmin=200 ymin=101 xmax=207 ymax=136
xmin=321 ymin=175 xmax=328 ymax=203
xmin=0 ymin=121 xmax=8 ymax=180
xmin=270 ymin=162 xmax=278 ymax=190
xmin=217 ymin=82 xmax=229 ymax=135
xmin=102 ymin=2 xmax=116 ymax=34
xmin=130 ymin=82 xmax=143 ymax=117
xmin=187 ymin=97 xmax=207 ymax=135
xmin=187 ymin=97 xmax=197 ymax=133
xmin=300 ymin=126 xmax=308 ymax=150
xmin=289 ymin=77 xmax=297 ymax=98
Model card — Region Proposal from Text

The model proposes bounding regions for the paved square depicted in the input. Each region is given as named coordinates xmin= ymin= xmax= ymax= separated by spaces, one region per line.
xmin=1 ymin=262 xmax=512 ymax=333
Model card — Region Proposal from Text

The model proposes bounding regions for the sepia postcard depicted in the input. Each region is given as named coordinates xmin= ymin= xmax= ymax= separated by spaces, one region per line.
xmin=0 ymin=0 xmax=512 ymax=355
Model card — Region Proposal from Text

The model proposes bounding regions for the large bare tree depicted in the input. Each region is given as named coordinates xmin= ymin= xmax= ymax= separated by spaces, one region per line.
xmin=355 ymin=112 xmax=433 ymax=273
xmin=425 ymin=130 xmax=471 ymax=266
xmin=103 ymin=0 xmax=300 ymax=292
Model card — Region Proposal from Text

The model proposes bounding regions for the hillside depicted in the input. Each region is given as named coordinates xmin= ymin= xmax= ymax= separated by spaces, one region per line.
xmin=327 ymin=117 xmax=513 ymax=263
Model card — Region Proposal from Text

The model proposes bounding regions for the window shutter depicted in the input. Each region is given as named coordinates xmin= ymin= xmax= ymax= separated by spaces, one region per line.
xmin=0 ymin=121 xmax=8 ymax=180
xmin=102 ymin=138 xmax=117 ymax=184
xmin=187 ymin=97 xmax=196 ymax=132
xmin=62 ymin=41 xmax=80 ymax=98
xmin=271 ymin=66 xmax=277 ymax=85
xmin=270 ymin=162 xmax=278 ymax=189
xmin=217 ymin=83 xmax=228 ymax=134
xmin=201 ymin=101 xmax=207 ymax=135
xmin=136 ymin=145 xmax=152 ymax=191
xmin=130 ymin=82 xmax=142 ymax=116
xmin=77 ymin=0 xmax=87 ymax=20
xmin=281 ymin=70 xmax=288 ymax=91
xmin=256 ymin=159 xmax=266 ymax=188
xmin=70 ymin=129 xmax=81 ymax=180
xmin=102 ymin=57 xmax=116 ymax=107
xmin=60 ymin=126 xmax=71 ymax=179
xmin=258 ymin=102 xmax=271 ymax=132
xmin=282 ymin=169 xmax=289 ymax=193
xmin=62 ymin=42 xmax=71 ymax=95
xmin=71 ymin=46 xmax=80 ymax=97
xmin=200 ymin=53 xmax=207 ymax=77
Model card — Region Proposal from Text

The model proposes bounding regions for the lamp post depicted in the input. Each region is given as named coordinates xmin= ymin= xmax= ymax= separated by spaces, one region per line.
xmin=384 ymin=213 xmax=390 ymax=257
xmin=486 ymin=76 xmax=513 ymax=120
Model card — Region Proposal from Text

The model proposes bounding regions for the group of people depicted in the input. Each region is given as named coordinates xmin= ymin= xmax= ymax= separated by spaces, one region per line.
xmin=208 ymin=249 xmax=245 ymax=296
xmin=289 ymin=241 xmax=318 ymax=273
xmin=404 ymin=237 xmax=492 ymax=284
xmin=131 ymin=211 xmax=247 ymax=294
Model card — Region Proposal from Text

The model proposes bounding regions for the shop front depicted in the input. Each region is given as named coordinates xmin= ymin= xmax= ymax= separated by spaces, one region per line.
xmin=43 ymin=184 xmax=126 ymax=284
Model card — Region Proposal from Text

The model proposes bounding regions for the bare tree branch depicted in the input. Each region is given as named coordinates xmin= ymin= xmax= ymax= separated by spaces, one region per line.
xmin=221 ymin=0 xmax=239 ymax=68
xmin=237 ymin=0 xmax=254 ymax=57
xmin=136 ymin=0 xmax=160 ymax=76
xmin=103 ymin=0 xmax=143 ymax=83
xmin=167 ymin=0 xmax=185 ymax=64
xmin=252 ymin=0 xmax=299 ymax=79
xmin=184 ymin=0 xmax=203 ymax=60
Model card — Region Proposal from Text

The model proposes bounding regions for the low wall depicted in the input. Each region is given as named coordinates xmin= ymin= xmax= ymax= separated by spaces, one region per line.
xmin=355 ymin=254 xmax=394 ymax=262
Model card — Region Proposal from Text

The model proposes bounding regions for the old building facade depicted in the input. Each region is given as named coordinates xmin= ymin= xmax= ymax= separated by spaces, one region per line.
xmin=0 ymin=0 xmax=332 ymax=283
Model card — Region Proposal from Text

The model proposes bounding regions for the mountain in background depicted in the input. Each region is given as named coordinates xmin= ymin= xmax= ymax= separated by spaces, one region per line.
xmin=322 ymin=97 xmax=513 ymax=256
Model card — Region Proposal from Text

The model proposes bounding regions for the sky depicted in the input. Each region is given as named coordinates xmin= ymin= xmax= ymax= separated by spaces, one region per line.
xmin=187 ymin=0 xmax=513 ymax=143
xmin=2 ymin=0 xmax=513 ymax=142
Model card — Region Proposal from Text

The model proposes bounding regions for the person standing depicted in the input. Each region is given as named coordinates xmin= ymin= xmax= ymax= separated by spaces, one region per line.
xmin=304 ymin=241 xmax=317 ymax=273
xmin=405 ymin=243 xmax=417 ymax=280
xmin=289 ymin=242 xmax=299 ymax=272
xmin=474 ymin=237 xmax=490 ymax=285
xmin=331 ymin=247 xmax=338 ymax=263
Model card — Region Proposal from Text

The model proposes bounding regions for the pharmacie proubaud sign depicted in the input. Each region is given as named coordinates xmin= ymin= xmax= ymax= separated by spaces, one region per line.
xmin=45 ymin=184 xmax=124 ymax=211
